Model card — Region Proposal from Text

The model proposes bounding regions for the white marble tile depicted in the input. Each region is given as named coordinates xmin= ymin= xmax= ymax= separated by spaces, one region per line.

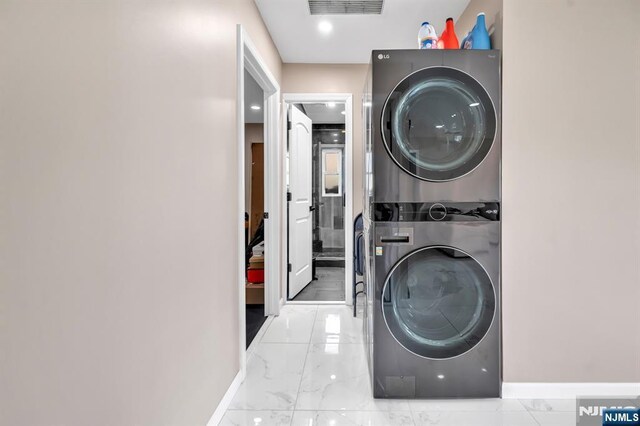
xmin=229 ymin=343 xmax=308 ymax=410
xmin=261 ymin=305 xmax=318 ymax=343
xmin=247 ymin=316 xmax=274 ymax=356
xmin=220 ymin=410 xmax=293 ymax=426
xmin=519 ymin=398 xmax=577 ymax=412
xmin=412 ymin=410 xmax=539 ymax=426
xmin=295 ymin=343 xmax=410 ymax=411
xmin=530 ymin=411 xmax=577 ymax=426
xmin=408 ymin=398 xmax=526 ymax=412
xmin=291 ymin=410 xmax=415 ymax=426
xmin=311 ymin=305 xmax=363 ymax=344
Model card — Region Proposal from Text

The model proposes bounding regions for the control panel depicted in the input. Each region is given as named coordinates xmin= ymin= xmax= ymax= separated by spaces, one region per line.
xmin=373 ymin=202 xmax=500 ymax=222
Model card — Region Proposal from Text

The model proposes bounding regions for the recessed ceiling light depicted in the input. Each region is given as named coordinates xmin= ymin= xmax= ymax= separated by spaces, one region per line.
xmin=437 ymin=374 xmax=445 ymax=379
xmin=333 ymin=139 xmax=338 ymax=142
xmin=318 ymin=20 xmax=333 ymax=34
xmin=250 ymin=105 xmax=261 ymax=110
xmin=326 ymin=102 xmax=336 ymax=108
xmin=340 ymin=110 xmax=345 ymax=115
xmin=332 ymin=133 xmax=338 ymax=137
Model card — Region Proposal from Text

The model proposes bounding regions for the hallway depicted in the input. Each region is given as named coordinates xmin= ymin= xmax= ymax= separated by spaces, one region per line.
xmin=221 ymin=305 xmax=575 ymax=426
xmin=291 ymin=267 xmax=345 ymax=301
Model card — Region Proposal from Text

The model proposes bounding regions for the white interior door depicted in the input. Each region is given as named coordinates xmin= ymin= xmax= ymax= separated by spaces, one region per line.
xmin=288 ymin=105 xmax=313 ymax=299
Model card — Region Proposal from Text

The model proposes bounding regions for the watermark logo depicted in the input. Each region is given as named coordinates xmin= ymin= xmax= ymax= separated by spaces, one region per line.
xmin=577 ymin=397 xmax=640 ymax=425
xmin=602 ymin=409 xmax=640 ymax=425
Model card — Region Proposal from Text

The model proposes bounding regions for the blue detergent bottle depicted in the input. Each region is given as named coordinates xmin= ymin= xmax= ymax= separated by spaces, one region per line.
xmin=469 ymin=12 xmax=491 ymax=49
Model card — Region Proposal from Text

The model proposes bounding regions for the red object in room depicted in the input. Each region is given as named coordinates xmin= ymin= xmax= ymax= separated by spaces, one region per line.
xmin=440 ymin=17 xmax=459 ymax=49
xmin=247 ymin=268 xmax=264 ymax=283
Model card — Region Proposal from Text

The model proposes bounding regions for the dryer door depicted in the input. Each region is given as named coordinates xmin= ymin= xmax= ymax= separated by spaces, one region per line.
xmin=382 ymin=246 xmax=495 ymax=359
xmin=381 ymin=67 xmax=496 ymax=182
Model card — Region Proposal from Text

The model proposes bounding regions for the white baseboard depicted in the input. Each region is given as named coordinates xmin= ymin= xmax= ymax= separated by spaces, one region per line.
xmin=206 ymin=371 xmax=242 ymax=426
xmin=502 ymin=382 xmax=640 ymax=399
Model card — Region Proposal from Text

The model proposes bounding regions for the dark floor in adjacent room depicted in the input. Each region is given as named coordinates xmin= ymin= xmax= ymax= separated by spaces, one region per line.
xmin=245 ymin=304 xmax=266 ymax=348
xmin=292 ymin=266 xmax=345 ymax=301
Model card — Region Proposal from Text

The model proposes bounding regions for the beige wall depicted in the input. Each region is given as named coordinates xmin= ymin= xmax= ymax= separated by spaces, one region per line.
xmin=282 ymin=64 xmax=369 ymax=216
xmin=0 ymin=1 xmax=281 ymax=425
xmin=456 ymin=0 xmax=503 ymax=49
xmin=502 ymin=0 xmax=640 ymax=382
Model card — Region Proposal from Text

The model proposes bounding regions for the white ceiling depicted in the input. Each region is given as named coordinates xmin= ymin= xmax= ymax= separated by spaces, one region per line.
xmin=255 ymin=0 xmax=471 ymax=63
xmin=298 ymin=103 xmax=346 ymax=124
xmin=244 ymin=70 xmax=264 ymax=124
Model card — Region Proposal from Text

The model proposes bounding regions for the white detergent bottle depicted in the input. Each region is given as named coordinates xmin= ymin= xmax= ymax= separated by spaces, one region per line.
xmin=418 ymin=22 xmax=438 ymax=49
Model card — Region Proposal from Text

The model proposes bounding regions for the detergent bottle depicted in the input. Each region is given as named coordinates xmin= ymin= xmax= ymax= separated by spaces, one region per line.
xmin=469 ymin=13 xmax=491 ymax=49
xmin=440 ymin=17 xmax=459 ymax=49
xmin=418 ymin=22 xmax=438 ymax=49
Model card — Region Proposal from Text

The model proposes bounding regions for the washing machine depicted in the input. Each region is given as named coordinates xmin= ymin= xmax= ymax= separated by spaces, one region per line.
xmin=367 ymin=201 xmax=501 ymax=398
xmin=365 ymin=49 xmax=501 ymax=203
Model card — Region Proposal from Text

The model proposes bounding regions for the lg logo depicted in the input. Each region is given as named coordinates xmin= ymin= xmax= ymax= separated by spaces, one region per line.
xmin=377 ymin=53 xmax=390 ymax=60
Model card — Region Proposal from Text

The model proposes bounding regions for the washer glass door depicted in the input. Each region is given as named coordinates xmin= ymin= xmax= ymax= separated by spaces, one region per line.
xmin=382 ymin=246 xmax=495 ymax=359
xmin=382 ymin=67 xmax=496 ymax=181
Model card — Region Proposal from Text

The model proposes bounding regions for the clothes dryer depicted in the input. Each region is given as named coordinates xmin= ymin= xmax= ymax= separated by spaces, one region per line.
xmin=364 ymin=50 xmax=501 ymax=204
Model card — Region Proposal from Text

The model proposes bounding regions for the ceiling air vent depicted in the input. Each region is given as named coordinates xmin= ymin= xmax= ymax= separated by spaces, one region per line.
xmin=308 ymin=0 xmax=384 ymax=15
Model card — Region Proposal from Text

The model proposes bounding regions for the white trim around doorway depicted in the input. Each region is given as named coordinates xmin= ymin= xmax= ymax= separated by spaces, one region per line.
xmin=282 ymin=93 xmax=354 ymax=306
xmin=235 ymin=25 xmax=281 ymax=382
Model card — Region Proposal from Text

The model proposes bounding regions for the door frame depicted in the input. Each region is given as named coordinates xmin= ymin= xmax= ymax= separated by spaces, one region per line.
xmin=236 ymin=25 xmax=281 ymax=380
xmin=282 ymin=93 xmax=354 ymax=305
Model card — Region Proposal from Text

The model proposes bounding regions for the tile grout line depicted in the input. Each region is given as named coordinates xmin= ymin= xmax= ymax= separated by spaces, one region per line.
xmin=245 ymin=315 xmax=274 ymax=363
xmin=259 ymin=304 xmax=318 ymax=344
xmin=291 ymin=304 xmax=320 ymax=415
xmin=232 ymin=305 xmax=316 ymax=420
xmin=508 ymin=398 xmax=543 ymax=426
xmin=527 ymin=408 xmax=544 ymax=426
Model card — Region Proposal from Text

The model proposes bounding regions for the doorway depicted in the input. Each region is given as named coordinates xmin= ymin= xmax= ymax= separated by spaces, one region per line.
xmin=243 ymin=70 xmax=266 ymax=347
xmin=283 ymin=94 xmax=353 ymax=304
xmin=236 ymin=25 xmax=281 ymax=381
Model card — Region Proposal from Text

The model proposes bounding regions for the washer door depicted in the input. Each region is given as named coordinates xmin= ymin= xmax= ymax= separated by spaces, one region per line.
xmin=381 ymin=67 xmax=496 ymax=181
xmin=382 ymin=246 xmax=495 ymax=359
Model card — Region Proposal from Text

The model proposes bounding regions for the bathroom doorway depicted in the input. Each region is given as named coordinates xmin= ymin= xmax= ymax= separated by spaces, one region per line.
xmin=283 ymin=94 xmax=353 ymax=304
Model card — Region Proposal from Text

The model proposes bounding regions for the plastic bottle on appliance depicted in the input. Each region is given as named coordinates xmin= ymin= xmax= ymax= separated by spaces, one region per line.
xmin=418 ymin=22 xmax=438 ymax=49
xmin=468 ymin=13 xmax=491 ymax=49
xmin=440 ymin=17 xmax=459 ymax=49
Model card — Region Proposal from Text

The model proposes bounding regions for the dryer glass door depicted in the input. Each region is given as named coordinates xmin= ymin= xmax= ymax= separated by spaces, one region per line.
xmin=381 ymin=67 xmax=496 ymax=181
xmin=382 ymin=246 xmax=495 ymax=359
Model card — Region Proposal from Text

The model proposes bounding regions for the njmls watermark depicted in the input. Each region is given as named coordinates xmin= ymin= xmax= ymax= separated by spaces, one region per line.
xmin=577 ymin=396 xmax=640 ymax=425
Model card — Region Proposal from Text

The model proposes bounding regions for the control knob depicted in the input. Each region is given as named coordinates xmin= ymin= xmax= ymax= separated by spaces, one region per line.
xmin=428 ymin=203 xmax=447 ymax=221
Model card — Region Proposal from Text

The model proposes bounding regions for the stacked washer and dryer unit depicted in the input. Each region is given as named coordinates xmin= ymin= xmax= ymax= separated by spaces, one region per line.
xmin=363 ymin=50 xmax=501 ymax=398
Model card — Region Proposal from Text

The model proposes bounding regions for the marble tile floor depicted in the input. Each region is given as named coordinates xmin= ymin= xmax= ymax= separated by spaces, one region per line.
xmin=222 ymin=304 xmax=578 ymax=426
xmin=292 ymin=267 xmax=345 ymax=301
